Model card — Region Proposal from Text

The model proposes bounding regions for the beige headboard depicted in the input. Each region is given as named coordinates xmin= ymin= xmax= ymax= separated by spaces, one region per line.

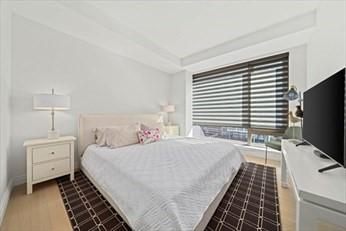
xmin=78 ymin=113 xmax=163 ymax=155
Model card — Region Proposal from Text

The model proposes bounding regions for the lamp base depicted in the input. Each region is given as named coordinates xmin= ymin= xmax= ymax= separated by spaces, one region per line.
xmin=48 ymin=130 xmax=60 ymax=139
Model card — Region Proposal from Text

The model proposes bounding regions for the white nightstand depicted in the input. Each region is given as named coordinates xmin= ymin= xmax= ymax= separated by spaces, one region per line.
xmin=23 ymin=136 xmax=76 ymax=194
xmin=164 ymin=125 xmax=180 ymax=136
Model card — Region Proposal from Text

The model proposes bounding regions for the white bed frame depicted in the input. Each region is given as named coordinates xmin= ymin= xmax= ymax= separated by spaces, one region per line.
xmin=78 ymin=113 xmax=238 ymax=231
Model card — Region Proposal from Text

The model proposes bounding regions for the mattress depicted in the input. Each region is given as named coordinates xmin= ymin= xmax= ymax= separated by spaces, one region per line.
xmin=81 ymin=137 xmax=245 ymax=231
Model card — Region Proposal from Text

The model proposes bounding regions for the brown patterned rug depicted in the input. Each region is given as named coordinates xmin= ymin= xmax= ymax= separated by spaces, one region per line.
xmin=57 ymin=162 xmax=281 ymax=231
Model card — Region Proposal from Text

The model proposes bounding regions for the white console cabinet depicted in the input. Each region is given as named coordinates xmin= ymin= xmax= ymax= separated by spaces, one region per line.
xmin=281 ymin=140 xmax=346 ymax=231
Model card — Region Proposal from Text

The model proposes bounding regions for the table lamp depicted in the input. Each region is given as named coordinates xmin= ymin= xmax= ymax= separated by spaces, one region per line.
xmin=33 ymin=89 xmax=70 ymax=139
xmin=283 ymin=85 xmax=303 ymax=118
xmin=163 ymin=104 xmax=175 ymax=125
xmin=283 ymin=85 xmax=304 ymax=145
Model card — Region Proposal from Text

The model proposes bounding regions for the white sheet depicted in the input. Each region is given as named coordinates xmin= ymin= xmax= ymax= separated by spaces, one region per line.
xmin=81 ymin=137 xmax=245 ymax=231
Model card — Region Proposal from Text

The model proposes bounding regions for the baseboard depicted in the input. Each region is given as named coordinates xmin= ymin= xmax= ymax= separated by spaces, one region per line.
xmin=0 ymin=173 xmax=26 ymax=226
xmin=12 ymin=174 xmax=26 ymax=187
xmin=0 ymin=179 xmax=13 ymax=226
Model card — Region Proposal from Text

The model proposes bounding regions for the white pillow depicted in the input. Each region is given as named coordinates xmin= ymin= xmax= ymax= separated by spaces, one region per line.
xmin=94 ymin=127 xmax=107 ymax=146
xmin=94 ymin=123 xmax=140 ymax=148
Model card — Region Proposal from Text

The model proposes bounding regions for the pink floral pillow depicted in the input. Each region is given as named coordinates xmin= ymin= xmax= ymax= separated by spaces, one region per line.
xmin=138 ymin=128 xmax=161 ymax=144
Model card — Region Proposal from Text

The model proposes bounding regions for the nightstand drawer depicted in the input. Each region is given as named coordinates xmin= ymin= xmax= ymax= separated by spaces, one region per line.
xmin=33 ymin=158 xmax=70 ymax=181
xmin=33 ymin=144 xmax=70 ymax=163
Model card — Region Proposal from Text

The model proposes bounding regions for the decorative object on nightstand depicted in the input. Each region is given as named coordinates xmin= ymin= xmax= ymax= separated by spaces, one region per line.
xmin=33 ymin=89 xmax=70 ymax=139
xmin=162 ymin=104 xmax=175 ymax=125
xmin=23 ymin=136 xmax=76 ymax=194
xmin=164 ymin=124 xmax=180 ymax=137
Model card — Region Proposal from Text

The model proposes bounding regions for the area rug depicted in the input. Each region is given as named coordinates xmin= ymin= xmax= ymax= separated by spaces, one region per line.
xmin=57 ymin=162 xmax=281 ymax=231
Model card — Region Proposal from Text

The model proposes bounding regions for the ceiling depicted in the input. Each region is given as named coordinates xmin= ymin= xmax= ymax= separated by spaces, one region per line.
xmin=38 ymin=0 xmax=322 ymax=73
xmin=87 ymin=1 xmax=319 ymax=58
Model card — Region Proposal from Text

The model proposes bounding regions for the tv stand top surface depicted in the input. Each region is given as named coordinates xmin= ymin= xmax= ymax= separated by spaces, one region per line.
xmin=282 ymin=140 xmax=346 ymax=214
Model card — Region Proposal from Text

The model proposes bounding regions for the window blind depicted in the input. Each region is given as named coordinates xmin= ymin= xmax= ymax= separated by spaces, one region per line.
xmin=192 ymin=53 xmax=289 ymax=131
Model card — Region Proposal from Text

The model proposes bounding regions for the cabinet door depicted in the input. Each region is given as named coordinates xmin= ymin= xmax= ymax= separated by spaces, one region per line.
xmin=298 ymin=200 xmax=346 ymax=231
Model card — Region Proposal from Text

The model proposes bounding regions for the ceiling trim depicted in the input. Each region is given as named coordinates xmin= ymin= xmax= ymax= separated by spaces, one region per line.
xmin=183 ymin=29 xmax=313 ymax=74
xmin=59 ymin=1 xmax=181 ymax=67
xmin=8 ymin=1 xmax=318 ymax=75
xmin=181 ymin=10 xmax=316 ymax=67
xmin=8 ymin=0 xmax=182 ymax=74
xmin=61 ymin=2 xmax=317 ymax=71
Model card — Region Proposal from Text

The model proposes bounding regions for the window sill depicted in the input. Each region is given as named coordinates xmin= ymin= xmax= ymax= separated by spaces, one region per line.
xmin=233 ymin=142 xmax=281 ymax=154
xmin=208 ymin=137 xmax=280 ymax=153
xmin=208 ymin=137 xmax=281 ymax=160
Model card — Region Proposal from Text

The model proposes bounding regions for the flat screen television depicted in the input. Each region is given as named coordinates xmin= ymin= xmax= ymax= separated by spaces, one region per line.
xmin=303 ymin=68 xmax=345 ymax=172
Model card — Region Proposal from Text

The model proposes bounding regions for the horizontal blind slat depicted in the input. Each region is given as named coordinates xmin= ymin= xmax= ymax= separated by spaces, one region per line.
xmin=192 ymin=53 xmax=288 ymax=131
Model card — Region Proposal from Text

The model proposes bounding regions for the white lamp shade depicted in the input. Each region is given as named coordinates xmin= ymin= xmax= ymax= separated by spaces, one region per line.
xmin=163 ymin=104 xmax=175 ymax=113
xmin=33 ymin=94 xmax=70 ymax=110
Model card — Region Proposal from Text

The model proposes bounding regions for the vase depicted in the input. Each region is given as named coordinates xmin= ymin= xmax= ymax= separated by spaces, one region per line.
xmin=295 ymin=105 xmax=303 ymax=118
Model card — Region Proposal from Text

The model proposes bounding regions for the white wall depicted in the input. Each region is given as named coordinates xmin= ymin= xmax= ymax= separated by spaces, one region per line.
xmin=170 ymin=71 xmax=192 ymax=135
xmin=0 ymin=0 xmax=12 ymax=224
xmin=307 ymin=1 xmax=346 ymax=87
xmin=10 ymin=14 xmax=171 ymax=181
xmin=288 ymin=45 xmax=307 ymax=116
xmin=170 ymin=72 xmax=186 ymax=134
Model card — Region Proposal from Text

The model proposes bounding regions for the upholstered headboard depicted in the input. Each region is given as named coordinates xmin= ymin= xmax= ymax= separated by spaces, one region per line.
xmin=78 ymin=113 xmax=163 ymax=155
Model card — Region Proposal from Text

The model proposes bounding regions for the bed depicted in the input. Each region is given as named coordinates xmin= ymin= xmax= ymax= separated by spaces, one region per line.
xmin=79 ymin=114 xmax=245 ymax=231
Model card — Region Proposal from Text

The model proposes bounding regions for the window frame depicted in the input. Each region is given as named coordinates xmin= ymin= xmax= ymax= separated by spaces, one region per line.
xmin=192 ymin=53 xmax=289 ymax=141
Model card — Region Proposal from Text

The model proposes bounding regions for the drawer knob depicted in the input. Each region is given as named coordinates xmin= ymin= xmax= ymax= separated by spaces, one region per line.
xmin=51 ymin=167 xmax=55 ymax=171
xmin=50 ymin=152 xmax=55 ymax=155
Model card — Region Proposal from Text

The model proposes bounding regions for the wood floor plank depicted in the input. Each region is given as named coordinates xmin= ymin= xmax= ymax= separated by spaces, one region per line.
xmin=0 ymin=181 xmax=71 ymax=231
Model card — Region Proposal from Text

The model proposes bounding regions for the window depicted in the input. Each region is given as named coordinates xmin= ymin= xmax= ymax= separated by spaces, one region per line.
xmin=201 ymin=125 xmax=248 ymax=142
xmin=192 ymin=53 xmax=289 ymax=143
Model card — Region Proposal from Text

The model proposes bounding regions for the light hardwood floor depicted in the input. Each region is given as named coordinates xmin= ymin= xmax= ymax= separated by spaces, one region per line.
xmin=245 ymin=155 xmax=296 ymax=231
xmin=0 ymin=155 xmax=296 ymax=231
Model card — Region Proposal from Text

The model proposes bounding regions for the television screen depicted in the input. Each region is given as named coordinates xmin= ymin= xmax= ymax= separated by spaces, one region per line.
xmin=303 ymin=68 xmax=345 ymax=167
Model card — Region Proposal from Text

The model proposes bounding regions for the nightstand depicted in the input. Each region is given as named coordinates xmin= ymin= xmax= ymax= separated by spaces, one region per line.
xmin=23 ymin=136 xmax=76 ymax=194
xmin=164 ymin=125 xmax=180 ymax=136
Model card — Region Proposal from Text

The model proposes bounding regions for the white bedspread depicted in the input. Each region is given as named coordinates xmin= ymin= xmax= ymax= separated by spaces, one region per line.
xmin=81 ymin=137 xmax=245 ymax=231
